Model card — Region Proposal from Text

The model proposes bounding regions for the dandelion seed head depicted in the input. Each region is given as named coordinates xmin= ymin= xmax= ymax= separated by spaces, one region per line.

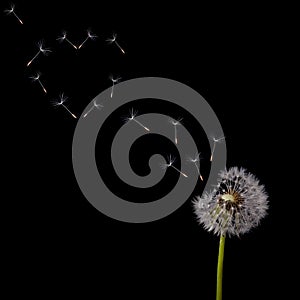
xmin=193 ymin=167 xmax=268 ymax=237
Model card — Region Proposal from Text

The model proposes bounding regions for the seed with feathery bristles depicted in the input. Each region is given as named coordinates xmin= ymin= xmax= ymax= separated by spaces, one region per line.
xmin=124 ymin=108 xmax=150 ymax=132
xmin=170 ymin=118 xmax=182 ymax=145
xmin=187 ymin=152 xmax=204 ymax=181
xmin=109 ymin=75 xmax=121 ymax=98
xmin=27 ymin=41 xmax=51 ymax=67
xmin=52 ymin=93 xmax=77 ymax=119
xmin=30 ymin=71 xmax=47 ymax=93
xmin=106 ymin=33 xmax=125 ymax=54
xmin=4 ymin=4 xmax=23 ymax=24
xmin=83 ymin=100 xmax=103 ymax=118
xmin=161 ymin=154 xmax=188 ymax=178
xmin=78 ymin=29 xmax=97 ymax=49
xmin=57 ymin=31 xmax=77 ymax=49
xmin=210 ymin=136 xmax=225 ymax=161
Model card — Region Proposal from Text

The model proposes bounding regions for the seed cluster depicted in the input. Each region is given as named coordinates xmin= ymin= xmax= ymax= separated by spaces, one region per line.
xmin=194 ymin=167 xmax=268 ymax=236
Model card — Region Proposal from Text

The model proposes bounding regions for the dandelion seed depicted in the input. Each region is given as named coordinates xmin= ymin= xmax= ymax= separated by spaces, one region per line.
xmin=170 ymin=118 xmax=182 ymax=145
xmin=109 ymin=75 xmax=121 ymax=98
xmin=52 ymin=93 xmax=77 ymax=119
xmin=78 ymin=29 xmax=97 ymax=49
xmin=125 ymin=108 xmax=150 ymax=132
xmin=107 ymin=33 xmax=125 ymax=54
xmin=83 ymin=100 xmax=103 ymax=118
xmin=210 ymin=136 xmax=225 ymax=162
xmin=187 ymin=152 xmax=204 ymax=181
xmin=30 ymin=72 xmax=47 ymax=94
xmin=27 ymin=41 xmax=51 ymax=67
xmin=4 ymin=4 xmax=23 ymax=24
xmin=161 ymin=155 xmax=188 ymax=178
xmin=57 ymin=31 xmax=77 ymax=49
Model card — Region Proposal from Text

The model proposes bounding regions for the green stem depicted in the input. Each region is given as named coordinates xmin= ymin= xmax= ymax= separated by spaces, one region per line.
xmin=216 ymin=234 xmax=226 ymax=300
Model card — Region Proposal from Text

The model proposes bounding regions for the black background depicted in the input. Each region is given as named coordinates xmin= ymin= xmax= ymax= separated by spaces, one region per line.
xmin=2 ymin=1 xmax=285 ymax=299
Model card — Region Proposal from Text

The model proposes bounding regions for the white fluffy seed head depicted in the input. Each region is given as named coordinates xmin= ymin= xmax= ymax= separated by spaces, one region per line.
xmin=193 ymin=167 xmax=268 ymax=237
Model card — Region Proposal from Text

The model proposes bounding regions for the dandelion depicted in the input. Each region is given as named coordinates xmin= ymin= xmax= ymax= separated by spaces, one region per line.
xmin=57 ymin=31 xmax=77 ymax=49
xmin=109 ymin=75 xmax=121 ymax=98
xmin=107 ymin=33 xmax=125 ymax=54
xmin=210 ymin=136 xmax=225 ymax=162
xmin=30 ymin=72 xmax=47 ymax=94
xmin=78 ymin=29 xmax=97 ymax=49
xmin=124 ymin=108 xmax=150 ymax=132
xmin=52 ymin=93 xmax=77 ymax=119
xmin=187 ymin=152 xmax=203 ymax=181
xmin=83 ymin=100 xmax=103 ymax=118
xmin=4 ymin=4 xmax=23 ymax=24
xmin=27 ymin=41 xmax=51 ymax=67
xmin=161 ymin=155 xmax=188 ymax=178
xmin=170 ymin=118 xmax=182 ymax=145
xmin=193 ymin=167 xmax=268 ymax=300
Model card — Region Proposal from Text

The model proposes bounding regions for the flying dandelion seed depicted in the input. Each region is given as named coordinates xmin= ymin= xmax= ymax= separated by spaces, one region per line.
xmin=83 ymin=100 xmax=103 ymax=118
xmin=193 ymin=167 xmax=268 ymax=300
xmin=27 ymin=41 xmax=51 ymax=67
xmin=30 ymin=72 xmax=47 ymax=94
xmin=57 ymin=31 xmax=77 ymax=49
xmin=52 ymin=93 xmax=77 ymax=119
xmin=124 ymin=108 xmax=150 ymax=132
xmin=161 ymin=155 xmax=188 ymax=178
xmin=78 ymin=29 xmax=97 ymax=49
xmin=170 ymin=118 xmax=182 ymax=145
xmin=4 ymin=4 xmax=23 ymax=24
xmin=210 ymin=136 xmax=225 ymax=162
xmin=187 ymin=152 xmax=204 ymax=181
xmin=109 ymin=75 xmax=121 ymax=98
xmin=107 ymin=33 xmax=125 ymax=54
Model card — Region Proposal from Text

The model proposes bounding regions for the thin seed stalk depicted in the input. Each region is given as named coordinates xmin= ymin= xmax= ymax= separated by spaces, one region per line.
xmin=216 ymin=234 xmax=226 ymax=300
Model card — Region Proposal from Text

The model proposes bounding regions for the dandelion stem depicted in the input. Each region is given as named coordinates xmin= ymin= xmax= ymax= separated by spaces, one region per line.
xmin=217 ymin=234 xmax=226 ymax=300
